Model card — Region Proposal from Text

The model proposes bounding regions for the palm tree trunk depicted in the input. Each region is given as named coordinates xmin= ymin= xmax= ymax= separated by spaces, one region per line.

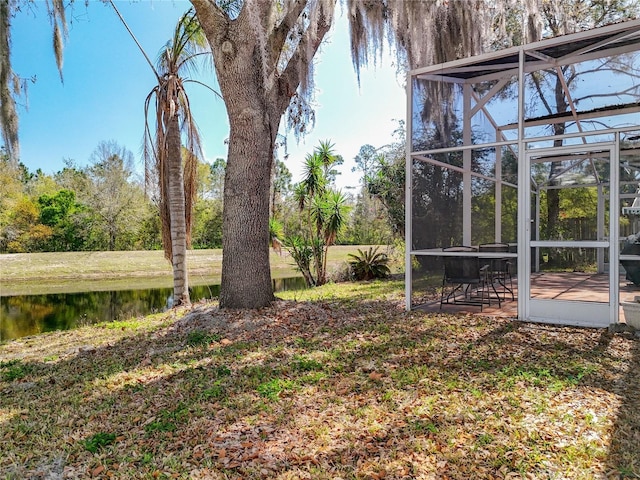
xmin=166 ymin=113 xmax=190 ymax=306
xmin=321 ymin=244 xmax=329 ymax=286
xmin=308 ymin=210 xmax=322 ymax=286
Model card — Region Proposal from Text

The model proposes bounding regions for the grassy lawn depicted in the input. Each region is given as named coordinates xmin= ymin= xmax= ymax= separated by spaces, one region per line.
xmin=1 ymin=279 xmax=639 ymax=479
xmin=0 ymin=246 xmax=375 ymax=295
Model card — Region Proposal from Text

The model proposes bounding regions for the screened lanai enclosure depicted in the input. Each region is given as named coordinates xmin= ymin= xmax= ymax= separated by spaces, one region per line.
xmin=406 ymin=20 xmax=640 ymax=328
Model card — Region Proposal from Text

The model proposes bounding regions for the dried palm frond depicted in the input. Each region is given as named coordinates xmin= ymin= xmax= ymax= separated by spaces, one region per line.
xmin=138 ymin=7 xmax=213 ymax=261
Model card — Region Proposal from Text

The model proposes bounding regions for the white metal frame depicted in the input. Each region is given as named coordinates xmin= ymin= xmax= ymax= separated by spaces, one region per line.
xmin=523 ymin=143 xmax=618 ymax=328
xmin=405 ymin=20 xmax=640 ymax=327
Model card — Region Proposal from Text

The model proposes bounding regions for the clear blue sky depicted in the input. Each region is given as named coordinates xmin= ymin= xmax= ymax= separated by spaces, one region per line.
xmin=10 ymin=1 xmax=406 ymax=190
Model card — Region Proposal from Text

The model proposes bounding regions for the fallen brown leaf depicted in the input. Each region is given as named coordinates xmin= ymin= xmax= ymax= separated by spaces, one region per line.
xmin=91 ymin=465 xmax=104 ymax=477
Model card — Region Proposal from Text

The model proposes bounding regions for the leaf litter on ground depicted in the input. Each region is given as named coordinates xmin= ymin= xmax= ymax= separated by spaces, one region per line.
xmin=1 ymin=278 xmax=639 ymax=479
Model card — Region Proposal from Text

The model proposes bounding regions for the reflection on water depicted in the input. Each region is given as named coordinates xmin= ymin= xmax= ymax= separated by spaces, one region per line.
xmin=0 ymin=277 xmax=306 ymax=342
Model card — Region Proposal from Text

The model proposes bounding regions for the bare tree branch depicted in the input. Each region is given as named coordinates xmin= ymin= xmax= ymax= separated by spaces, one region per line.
xmin=268 ymin=0 xmax=309 ymax=67
xmin=276 ymin=2 xmax=333 ymax=110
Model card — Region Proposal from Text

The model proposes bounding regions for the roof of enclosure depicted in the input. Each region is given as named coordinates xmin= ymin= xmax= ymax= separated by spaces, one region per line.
xmin=411 ymin=19 xmax=640 ymax=83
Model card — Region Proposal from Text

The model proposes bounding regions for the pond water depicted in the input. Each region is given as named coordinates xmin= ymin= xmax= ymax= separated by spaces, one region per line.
xmin=0 ymin=277 xmax=307 ymax=342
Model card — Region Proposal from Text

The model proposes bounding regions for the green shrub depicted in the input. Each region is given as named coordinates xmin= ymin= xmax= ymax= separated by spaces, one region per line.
xmin=186 ymin=330 xmax=220 ymax=347
xmin=82 ymin=432 xmax=116 ymax=453
xmin=214 ymin=365 xmax=231 ymax=377
xmin=144 ymin=405 xmax=188 ymax=435
xmin=202 ymin=380 xmax=225 ymax=400
xmin=348 ymin=246 xmax=391 ymax=280
xmin=144 ymin=420 xmax=176 ymax=434
xmin=292 ymin=355 xmax=324 ymax=372
xmin=0 ymin=360 xmax=30 ymax=382
xmin=257 ymin=378 xmax=294 ymax=401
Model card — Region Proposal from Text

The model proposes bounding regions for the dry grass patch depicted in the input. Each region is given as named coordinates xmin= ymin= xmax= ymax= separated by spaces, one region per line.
xmin=1 ymin=279 xmax=639 ymax=479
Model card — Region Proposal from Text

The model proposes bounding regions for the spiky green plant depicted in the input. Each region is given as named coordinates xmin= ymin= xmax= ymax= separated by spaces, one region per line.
xmin=285 ymin=235 xmax=315 ymax=287
xmin=348 ymin=246 xmax=391 ymax=281
xmin=269 ymin=217 xmax=284 ymax=253
xmin=286 ymin=141 xmax=350 ymax=287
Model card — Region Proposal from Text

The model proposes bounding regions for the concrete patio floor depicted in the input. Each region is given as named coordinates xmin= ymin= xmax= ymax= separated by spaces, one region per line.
xmin=415 ymin=272 xmax=640 ymax=323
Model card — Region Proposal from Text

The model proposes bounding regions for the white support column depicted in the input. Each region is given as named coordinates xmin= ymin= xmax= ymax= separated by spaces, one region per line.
xmin=597 ymin=183 xmax=605 ymax=273
xmin=405 ymin=74 xmax=414 ymax=311
xmin=611 ymin=136 xmax=620 ymax=324
xmin=463 ymin=84 xmax=472 ymax=245
xmin=535 ymin=192 xmax=541 ymax=272
xmin=495 ymin=131 xmax=503 ymax=242
xmin=517 ymin=48 xmax=529 ymax=321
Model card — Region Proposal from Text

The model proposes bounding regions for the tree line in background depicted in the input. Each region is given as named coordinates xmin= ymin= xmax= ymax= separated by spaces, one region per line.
xmin=5 ymin=1 xmax=634 ymax=308
xmin=0 ymin=131 xmax=405 ymax=256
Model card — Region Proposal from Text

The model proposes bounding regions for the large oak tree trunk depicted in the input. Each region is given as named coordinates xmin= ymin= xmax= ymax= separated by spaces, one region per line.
xmin=198 ymin=9 xmax=279 ymax=309
xmin=192 ymin=0 xmax=333 ymax=308
xmin=221 ymin=111 xmax=275 ymax=308
xmin=167 ymin=113 xmax=190 ymax=306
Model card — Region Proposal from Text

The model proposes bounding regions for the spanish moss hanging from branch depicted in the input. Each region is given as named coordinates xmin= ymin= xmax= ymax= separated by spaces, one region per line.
xmin=346 ymin=0 xmax=541 ymax=143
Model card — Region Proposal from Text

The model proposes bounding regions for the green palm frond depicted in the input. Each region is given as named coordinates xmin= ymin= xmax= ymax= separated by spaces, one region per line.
xmin=309 ymin=194 xmax=326 ymax=237
xmin=293 ymin=182 xmax=308 ymax=211
xmin=158 ymin=8 xmax=210 ymax=76
xmin=348 ymin=246 xmax=391 ymax=281
xmin=315 ymin=140 xmax=336 ymax=168
xmin=323 ymin=189 xmax=350 ymax=246
xmin=269 ymin=217 xmax=284 ymax=243
xmin=301 ymin=153 xmax=326 ymax=201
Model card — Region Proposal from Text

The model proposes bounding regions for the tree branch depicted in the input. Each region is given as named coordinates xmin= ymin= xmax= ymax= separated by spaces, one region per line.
xmin=190 ymin=0 xmax=228 ymax=32
xmin=276 ymin=2 xmax=333 ymax=109
xmin=572 ymin=85 xmax=640 ymax=103
xmin=530 ymin=73 xmax=554 ymax=116
xmin=268 ymin=0 xmax=308 ymax=66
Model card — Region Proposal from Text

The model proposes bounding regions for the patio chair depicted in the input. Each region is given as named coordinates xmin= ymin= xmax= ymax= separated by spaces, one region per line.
xmin=479 ymin=243 xmax=514 ymax=301
xmin=620 ymin=232 xmax=640 ymax=286
xmin=440 ymin=247 xmax=498 ymax=311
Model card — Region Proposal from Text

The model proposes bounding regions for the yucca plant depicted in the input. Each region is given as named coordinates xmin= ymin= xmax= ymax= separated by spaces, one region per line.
xmin=286 ymin=141 xmax=350 ymax=287
xmin=269 ymin=217 xmax=284 ymax=254
xmin=348 ymin=246 xmax=391 ymax=281
xmin=285 ymin=235 xmax=315 ymax=287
